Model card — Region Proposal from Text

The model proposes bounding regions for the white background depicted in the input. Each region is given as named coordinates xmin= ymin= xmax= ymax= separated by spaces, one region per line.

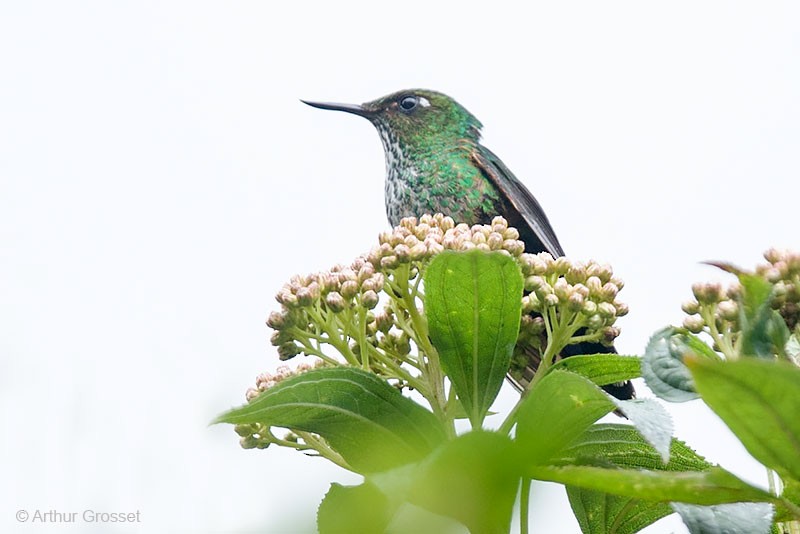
xmin=1 ymin=2 xmax=799 ymax=533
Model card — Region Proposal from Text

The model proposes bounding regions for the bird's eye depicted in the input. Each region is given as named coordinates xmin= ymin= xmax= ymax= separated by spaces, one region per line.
xmin=399 ymin=95 xmax=418 ymax=111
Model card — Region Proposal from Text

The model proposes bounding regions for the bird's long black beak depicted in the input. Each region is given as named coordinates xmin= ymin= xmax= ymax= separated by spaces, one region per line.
xmin=301 ymin=99 xmax=373 ymax=118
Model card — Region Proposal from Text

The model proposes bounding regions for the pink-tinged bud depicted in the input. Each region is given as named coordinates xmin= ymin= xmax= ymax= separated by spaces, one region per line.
xmin=717 ymin=300 xmax=738 ymax=320
xmin=586 ymin=276 xmax=603 ymax=296
xmin=361 ymin=290 xmax=379 ymax=309
xmin=544 ymin=294 xmax=559 ymax=307
xmin=487 ymin=232 xmax=503 ymax=249
xmin=611 ymin=276 xmax=625 ymax=290
xmin=573 ymin=283 xmax=589 ymax=298
xmin=378 ymin=230 xmax=394 ymax=245
xmin=598 ymin=302 xmax=617 ymax=318
xmin=683 ymin=315 xmax=705 ymax=333
xmin=325 ymin=292 xmax=346 ymax=312
xmin=568 ymin=292 xmax=585 ymax=312
xmin=275 ymin=289 xmax=297 ymax=307
xmin=340 ymin=280 xmax=358 ymax=299
xmin=601 ymin=326 xmax=621 ymax=344
xmin=471 ymin=232 xmax=487 ymax=245
xmin=409 ymin=242 xmax=428 ymax=260
xmin=270 ymin=330 xmax=293 ymax=346
xmin=415 ymin=223 xmax=431 ymax=240
xmin=394 ymin=244 xmax=411 ymax=261
xmin=427 ymin=241 xmax=444 ymax=255
xmin=763 ymin=267 xmax=782 ymax=283
xmin=764 ymin=247 xmax=783 ymax=264
xmin=681 ymin=299 xmax=700 ymax=315
xmin=266 ymin=311 xmax=286 ymax=329
xmin=380 ymin=255 xmax=399 ymax=269
xmin=614 ymin=300 xmax=629 ymax=316
xmin=461 ymin=241 xmax=477 ymax=251
xmin=476 ymin=243 xmax=491 ymax=251
xmin=553 ymin=256 xmax=571 ymax=275
xmin=601 ymin=282 xmax=618 ymax=300
xmin=296 ymin=287 xmax=314 ymax=306
xmin=553 ymin=278 xmax=571 ymax=301
xmin=375 ymin=311 xmax=394 ymax=333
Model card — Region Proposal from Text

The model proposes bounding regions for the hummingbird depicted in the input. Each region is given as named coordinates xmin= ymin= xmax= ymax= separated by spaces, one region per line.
xmin=302 ymin=89 xmax=634 ymax=401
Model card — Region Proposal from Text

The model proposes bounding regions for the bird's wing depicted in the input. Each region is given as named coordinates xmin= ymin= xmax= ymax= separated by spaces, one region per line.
xmin=471 ymin=145 xmax=565 ymax=257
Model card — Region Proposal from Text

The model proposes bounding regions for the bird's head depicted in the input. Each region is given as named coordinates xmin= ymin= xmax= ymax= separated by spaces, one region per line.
xmin=302 ymin=89 xmax=483 ymax=155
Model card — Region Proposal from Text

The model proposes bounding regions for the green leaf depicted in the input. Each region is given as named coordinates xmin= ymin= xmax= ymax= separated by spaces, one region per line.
xmin=213 ymin=367 xmax=446 ymax=473
xmin=642 ymin=327 xmax=711 ymax=402
xmin=551 ymin=353 xmax=642 ymax=386
xmin=527 ymin=464 xmax=775 ymax=506
xmin=687 ymin=356 xmax=800 ymax=481
xmin=516 ymin=370 xmax=615 ymax=464
xmin=425 ymin=250 xmax=523 ymax=427
xmin=409 ymin=431 xmax=519 ymax=534
xmin=318 ymin=482 xmax=394 ymax=534
xmin=671 ymin=502 xmax=774 ymax=534
xmin=559 ymin=425 xmax=712 ymax=534
xmin=556 ymin=424 xmax=711 ymax=471
xmin=567 ymin=489 xmax=672 ymax=534
xmin=737 ymin=273 xmax=790 ymax=358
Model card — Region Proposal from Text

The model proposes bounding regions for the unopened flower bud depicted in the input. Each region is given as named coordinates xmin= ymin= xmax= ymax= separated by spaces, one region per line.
xmin=325 ymin=292 xmax=346 ymax=312
xmin=240 ymin=436 xmax=258 ymax=449
xmin=361 ymin=290 xmax=379 ymax=309
xmin=340 ymin=280 xmax=358 ymax=299
xmin=544 ymin=294 xmax=559 ymax=307
xmin=681 ymin=299 xmax=700 ymax=315
xmin=586 ymin=276 xmax=603 ymax=296
xmin=568 ymin=292 xmax=585 ymax=312
xmin=565 ymin=264 xmax=587 ymax=285
xmin=296 ymin=287 xmax=314 ymax=306
xmin=553 ymin=257 xmax=571 ymax=275
xmin=553 ymin=278 xmax=571 ymax=301
xmin=503 ymin=227 xmax=519 ymax=241
xmin=597 ymin=302 xmax=617 ymax=318
xmin=683 ymin=315 xmax=705 ymax=334
xmin=277 ymin=342 xmax=300 ymax=360
xmin=717 ymin=300 xmax=738 ymax=321
xmin=587 ymin=314 xmax=604 ymax=329
xmin=266 ymin=311 xmax=286 ymax=329
xmin=380 ymin=255 xmax=399 ymax=269
xmin=582 ymin=300 xmax=598 ymax=316
xmin=600 ymin=282 xmax=618 ymax=300
xmin=614 ymin=300 xmax=629 ymax=316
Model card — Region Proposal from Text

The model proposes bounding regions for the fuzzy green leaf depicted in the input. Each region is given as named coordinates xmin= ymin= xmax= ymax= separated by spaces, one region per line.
xmin=642 ymin=327 xmax=712 ymax=402
xmin=551 ymin=353 xmax=642 ymax=386
xmin=672 ymin=502 xmax=774 ymax=534
xmin=214 ymin=367 xmax=446 ymax=473
xmin=687 ymin=356 xmax=800 ymax=481
xmin=425 ymin=250 xmax=523 ymax=427
xmin=559 ymin=424 xmax=711 ymax=534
